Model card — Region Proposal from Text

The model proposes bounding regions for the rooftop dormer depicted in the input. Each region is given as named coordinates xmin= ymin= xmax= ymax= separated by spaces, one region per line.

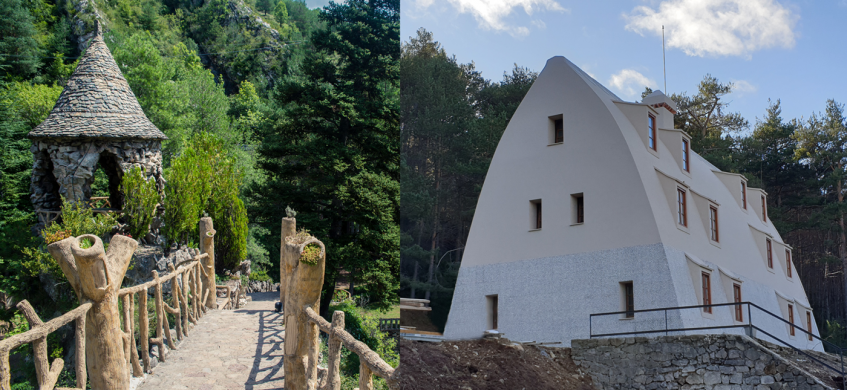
xmin=642 ymin=90 xmax=678 ymax=130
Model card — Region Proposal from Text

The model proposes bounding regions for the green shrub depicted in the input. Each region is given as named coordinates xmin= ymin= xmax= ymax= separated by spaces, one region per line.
xmin=120 ymin=166 xmax=160 ymax=239
xmin=329 ymin=300 xmax=398 ymax=378
xmin=164 ymin=133 xmax=247 ymax=270
xmin=42 ymin=197 xmax=117 ymax=240
xmin=249 ymin=269 xmax=272 ymax=282
xmin=299 ymin=243 xmax=321 ymax=266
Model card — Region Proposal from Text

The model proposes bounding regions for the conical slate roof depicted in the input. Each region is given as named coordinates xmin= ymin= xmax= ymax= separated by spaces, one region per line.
xmin=28 ymin=28 xmax=167 ymax=140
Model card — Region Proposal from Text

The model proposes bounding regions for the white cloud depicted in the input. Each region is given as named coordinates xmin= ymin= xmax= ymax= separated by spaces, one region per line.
xmin=608 ymin=69 xmax=658 ymax=99
xmin=412 ymin=0 xmax=568 ymax=37
xmin=624 ymin=0 xmax=798 ymax=58
xmin=731 ymin=80 xmax=757 ymax=95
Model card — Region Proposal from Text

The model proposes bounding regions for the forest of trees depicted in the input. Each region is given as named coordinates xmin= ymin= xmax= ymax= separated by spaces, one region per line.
xmin=0 ymin=0 xmax=398 ymax=331
xmin=400 ymin=28 xmax=847 ymax=342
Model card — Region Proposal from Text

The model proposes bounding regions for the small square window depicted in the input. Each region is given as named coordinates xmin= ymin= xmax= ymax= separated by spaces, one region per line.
xmin=530 ymin=199 xmax=542 ymax=230
xmin=571 ymin=193 xmax=584 ymax=224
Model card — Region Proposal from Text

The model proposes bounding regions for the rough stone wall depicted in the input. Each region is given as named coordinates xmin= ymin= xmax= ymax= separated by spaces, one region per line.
xmin=30 ymin=139 xmax=164 ymax=211
xmin=571 ymin=335 xmax=832 ymax=390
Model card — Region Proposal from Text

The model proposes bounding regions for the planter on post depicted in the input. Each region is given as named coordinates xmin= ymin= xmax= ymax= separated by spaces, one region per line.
xmin=47 ymin=234 xmax=138 ymax=390
xmin=199 ymin=217 xmax=216 ymax=309
xmin=282 ymin=230 xmax=326 ymax=390
xmin=279 ymin=216 xmax=296 ymax=307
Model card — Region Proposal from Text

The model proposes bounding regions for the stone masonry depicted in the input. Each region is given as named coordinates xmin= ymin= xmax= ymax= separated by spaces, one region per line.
xmin=571 ymin=335 xmax=833 ymax=390
xmin=28 ymin=22 xmax=166 ymax=212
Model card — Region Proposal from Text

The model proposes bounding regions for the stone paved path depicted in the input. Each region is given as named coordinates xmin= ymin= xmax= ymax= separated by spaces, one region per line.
xmin=137 ymin=292 xmax=285 ymax=390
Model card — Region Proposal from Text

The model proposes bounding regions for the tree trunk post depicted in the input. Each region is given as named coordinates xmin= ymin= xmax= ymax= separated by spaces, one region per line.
xmin=359 ymin=362 xmax=374 ymax=390
xmin=47 ymin=234 xmax=137 ymax=390
xmin=326 ymin=311 xmax=344 ymax=390
xmin=280 ymin=217 xmax=297 ymax=307
xmin=199 ymin=217 xmax=217 ymax=309
xmin=282 ymin=232 xmax=326 ymax=390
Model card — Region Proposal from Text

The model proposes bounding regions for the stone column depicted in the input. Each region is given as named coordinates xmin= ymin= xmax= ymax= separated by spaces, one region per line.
xmin=47 ymin=234 xmax=138 ymax=390
xmin=283 ymin=234 xmax=326 ymax=390
xmin=280 ymin=217 xmax=296 ymax=305
xmin=199 ymin=217 xmax=216 ymax=309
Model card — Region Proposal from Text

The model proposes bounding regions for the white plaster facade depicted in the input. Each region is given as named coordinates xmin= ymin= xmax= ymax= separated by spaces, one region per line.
xmin=443 ymin=56 xmax=822 ymax=351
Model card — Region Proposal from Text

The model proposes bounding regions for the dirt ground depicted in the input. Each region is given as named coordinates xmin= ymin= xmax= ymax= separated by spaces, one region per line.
xmin=396 ymin=337 xmax=598 ymax=390
xmin=399 ymin=310 xmax=440 ymax=332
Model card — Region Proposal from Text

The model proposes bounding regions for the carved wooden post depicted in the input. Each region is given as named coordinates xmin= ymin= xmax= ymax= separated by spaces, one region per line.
xmin=326 ymin=311 xmax=344 ymax=390
xmin=199 ymin=217 xmax=217 ymax=309
xmin=47 ymin=234 xmax=137 ymax=390
xmin=359 ymin=363 xmax=374 ymax=390
xmin=283 ymin=232 xmax=326 ymax=390
xmin=16 ymin=301 xmax=64 ymax=389
xmin=280 ymin=217 xmax=296 ymax=307
xmin=139 ymin=288 xmax=150 ymax=373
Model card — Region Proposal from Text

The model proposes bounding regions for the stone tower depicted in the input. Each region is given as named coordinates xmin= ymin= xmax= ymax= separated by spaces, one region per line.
xmin=28 ymin=24 xmax=167 ymax=217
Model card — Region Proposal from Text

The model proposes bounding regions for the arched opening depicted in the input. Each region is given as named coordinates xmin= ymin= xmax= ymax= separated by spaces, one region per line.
xmin=92 ymin=152 xmax=124 ymax=211
xmin=33 ymin=150 xmax=61 ymax=210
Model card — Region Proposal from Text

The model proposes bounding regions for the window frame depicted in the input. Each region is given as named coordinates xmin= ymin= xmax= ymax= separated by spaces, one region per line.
xmin=677 ymin=188 xmax=687 ymax=227
xmin=486 ymin=294 xmax=499 ymax=330
xmin=622 ymin=281 xmax=634 ymax=319
xmin=788 ymin=304 xmax=795 ymax=336
xmin=807 ymin=311 xmax=813 ymax=341
xmin=767 ymin=238 xmax=773 ymax=269
xmin=576 ymin=196 xmax=584 ymax=224
xmin=762 ymin=194 xmax=767 ymax=222
xmin=786 ymin=249 xmax=792 ymax=278
xmin=530 ymin=199 xmax=542 ymax=230
xmin=709 ymin=205 xmax=719 ymax=242
xmin=682 ymin=138 xmax=690 ymax=172
xmin=733 ymin=283 xmax=743 ymax=322
xmin=648 ymin=114 xmax=657 ymax=151
xmin=554 ymin=118 xmax=564 ymax=144
xmin=741 ymin=181 xmax=747 ymax=210
xmin=702 ymin=272 xmax=712 ymax=313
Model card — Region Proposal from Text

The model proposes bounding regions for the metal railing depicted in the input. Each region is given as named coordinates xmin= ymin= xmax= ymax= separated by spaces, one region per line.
xmin=378 ymin=318 xmax=400 ymax=333
xmin=590 ymin=301 xmax=846 ymax=389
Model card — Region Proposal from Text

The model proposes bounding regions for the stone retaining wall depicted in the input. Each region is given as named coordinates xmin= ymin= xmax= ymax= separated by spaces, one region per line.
xmin=571 ymin=334 xmax=832 ymax=390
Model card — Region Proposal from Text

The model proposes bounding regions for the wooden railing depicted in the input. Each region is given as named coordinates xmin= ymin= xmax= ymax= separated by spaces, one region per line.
xmin=0 ymin=301 xmax=92 ymax=390
xmin=304 ymin=307 xmax=399 ymax=390
xmin=116 ymin=254 xmax=210 ymax=377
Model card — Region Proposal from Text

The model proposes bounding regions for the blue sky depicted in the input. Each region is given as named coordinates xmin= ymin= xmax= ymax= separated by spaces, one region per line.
xmin=400 ymin=0 xmax=847 ymax=129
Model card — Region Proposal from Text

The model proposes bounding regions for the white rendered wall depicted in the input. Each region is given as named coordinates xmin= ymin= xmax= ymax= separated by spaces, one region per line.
xmin=444 ymin=56 xmax=821 ymax=350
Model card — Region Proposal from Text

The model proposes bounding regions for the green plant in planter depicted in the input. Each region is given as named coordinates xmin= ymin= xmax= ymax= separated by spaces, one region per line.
xmin=299 ymin=243 xmax=321 ymax=266
xmin=79 ymin=237 xmax=94 ymax=249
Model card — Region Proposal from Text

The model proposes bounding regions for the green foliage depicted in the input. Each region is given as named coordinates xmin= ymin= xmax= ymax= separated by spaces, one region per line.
xmin=328 ymin=300 xmax=398 ymax=381
xmin=42 ymin=197 xmax=118 ymax=240
xmin=299 ymin=243 xmax=321 ymax=266
xmin=248 ymin=269 xmax=271 ymax=282
xmin=254 ymin=0 xmax=400 ymax=313
xmin=120 ymin=166 xmax=161 ymax=238
xmin=164 ymin=133 xmax=247 ymax=270
xmin=0 ymin=0 xmax=40 ymax=78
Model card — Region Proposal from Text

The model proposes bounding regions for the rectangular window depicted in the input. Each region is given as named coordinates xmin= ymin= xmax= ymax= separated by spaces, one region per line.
xmin=702 ymin=272 xmax=712 ymax=313
xmin=572 ymin=193 xmax=584 ymax=224
xmin=677 ymin=188 xmax=687 ymax=227
xmin=741 ymin=181 xmax=747 ymax=209
xmin=709 ymin=206 xmax=719 ymax=242
xmin=648 ymin=114 xmax=657 ymax=150
xmin=762 ymin=195 xmax=767 ymax=222
xmin=554 ymin=118 xmax=564 ymax=144
xmin=733 ymin=284 xmax=743 ymax=322
xmin=530 ymin=199 xmax=542 ymax=230
xmin=622 ymin=282 xmax=634 ymax=318
xmin=682 ymin=139 xmax=690 ymax=172
xmin=786 ymin=249 xmax=792 ymax=278
xmin=486 ymin=295 xmax=498 ymax=330
xmin=767 ymin=239 xmax=773 ymax=268
xmin=788 ymin=304 xmax=795 ymax=336
xmin=807 ymin=311 xmax=813 ymax=341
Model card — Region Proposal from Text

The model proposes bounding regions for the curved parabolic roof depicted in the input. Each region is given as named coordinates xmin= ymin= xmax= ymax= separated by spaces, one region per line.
xmin=28 ymin=30 xmax=167 ymax=140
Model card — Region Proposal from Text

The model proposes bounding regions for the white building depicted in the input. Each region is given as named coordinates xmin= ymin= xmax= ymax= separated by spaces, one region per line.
xmin=443 ymin=56 xmax=821 ymax=351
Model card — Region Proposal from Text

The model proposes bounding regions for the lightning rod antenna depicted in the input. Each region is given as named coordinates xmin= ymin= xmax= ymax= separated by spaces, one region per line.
xmin=662 ymin=25 xmax=667 ymax=93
